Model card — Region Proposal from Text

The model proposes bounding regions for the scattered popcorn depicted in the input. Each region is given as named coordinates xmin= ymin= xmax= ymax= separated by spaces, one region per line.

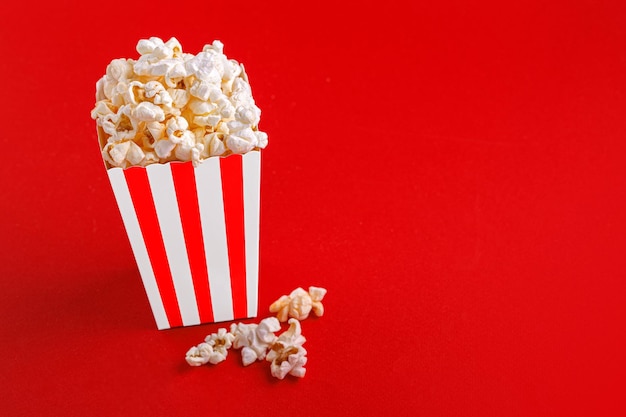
xmin=92 ymin=37 xmax=267 ymax=168
xmin=266 ymin=319 xmax=308 ymax=379
xmin=270 ymin=286 xmax=328 ymax=322
xmin=185 ymin=288 xmax=323 ymax=379
xmin=230 ymin=317 xmax=281 ymax=366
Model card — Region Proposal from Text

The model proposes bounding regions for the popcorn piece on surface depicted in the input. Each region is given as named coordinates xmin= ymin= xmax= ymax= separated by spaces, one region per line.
xmin=185 ymin=343 xmax=214 ymax=366
xmin=308 ymin=286 xmax=328 ymax=317
xmin=266 ymin=319 xmax=308 ymax=379
xmin=230 ymin=317 xmax=281 ymax=366
xmin=270 ymin=286 xmax=328 ymax=322
xmin=91 ymin=37 xmax=268 ymax=168
xmin=204 ymin=328 xmax=236 ymax=364
xmin=230 ymin=323 xmax=259 ymax=366
xmin=185 ymin=328 xmax=234 ymax=366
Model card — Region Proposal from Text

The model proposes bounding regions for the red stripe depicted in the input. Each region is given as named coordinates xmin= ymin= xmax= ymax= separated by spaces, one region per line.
xmin=170 ymin=162 xmax=214 ymax=323
xmin=124 ymin=167 xmax=183 ymax=328
xmin=220 ymin=155 xmax=248 ymax=319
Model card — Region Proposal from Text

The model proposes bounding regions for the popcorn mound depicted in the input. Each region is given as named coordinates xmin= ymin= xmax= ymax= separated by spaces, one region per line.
xmin=91 ymin=37 xmax=267 ymax=168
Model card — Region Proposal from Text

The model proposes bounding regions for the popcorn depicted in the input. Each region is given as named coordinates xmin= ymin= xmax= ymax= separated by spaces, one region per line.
xmin=144 ymin=81 xmax=173 ymax=107
xmin=185 ymin=328 xmax=235 ymax=366
xmin=203 ymin=132 xmax=226 ymax=157
xmin=185 ymin=288 xmax=325 ymax=379
xmin=255 ymin=131 xmax=269 ymax=148
xmin=230 ymin=317 xmax=281 ymax=366
xmin=107 ymin=141 xmax=131 ymax=166
xmin=266 ymin=319 xmax=308 ymax=379
xmin=204 ymin=328 xmax=236 ymax=364
xmin=92 ymin=37 xmax=267 ymax=168
xmin=154 ymin=138 xmax=176 ymax=159
xmin=126 ymin=141 xmax=146 ymax=165
xmin=225 ymin=131 xmax=256 ymax=154
xmin=270 ymin=286 xmax=328 ymax=322
xmin=185 ymin=343 xmax=213 ymax=366
xmin=189 ymin=79 xmax=212 ymax=101
xmin=168 ymin=88 xmax=190 ymax=109
xmin=131 ymin=101 xmax=165 ymax=122
xmin=165 ymin=116 xmax=189 ymax=143
xmin=146 ymin=121 xmax=165 ymax=141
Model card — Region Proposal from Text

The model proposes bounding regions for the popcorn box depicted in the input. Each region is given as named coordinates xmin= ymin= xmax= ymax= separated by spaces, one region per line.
xmin=106 ymin=152 xmax=261 ymax=329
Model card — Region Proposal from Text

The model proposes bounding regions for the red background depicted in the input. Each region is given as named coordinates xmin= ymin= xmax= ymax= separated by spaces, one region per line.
xmin=1 ymin=1 xmax=625 ymax=415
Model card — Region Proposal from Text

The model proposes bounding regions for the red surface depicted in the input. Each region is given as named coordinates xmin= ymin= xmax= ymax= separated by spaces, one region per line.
xmin=1 ymin=1 xmax=625 ymax=415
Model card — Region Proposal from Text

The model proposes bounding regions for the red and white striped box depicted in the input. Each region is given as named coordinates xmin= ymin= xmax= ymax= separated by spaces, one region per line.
xmin=106 ymin=152 xmax=261 ymax=329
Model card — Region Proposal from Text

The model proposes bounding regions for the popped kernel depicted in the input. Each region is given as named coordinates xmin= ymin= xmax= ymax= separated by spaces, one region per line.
xmin=189 ymin=79 xmax=212 ymax=101
xmin=255 ymin=131 xmax=269 ymax=148
xmin=308 ymin=286 xmax=327 ymax=317
xmin=154 ymin=138 xmax=177 ymax=159
xmin=230 ymin=317 xmax=281 ymax=366
xmin=90 ymin=101 xmax=115 ymax=119
xmin=146 ymin=121 xmax=165 ymax=142
xmin=225 ymin=132 xmax=256 ymax=154
xmin=104 ymin=141 xmax=130 ymax=166
xmin=131 ymin=101 xmax=165 ymax=122
xmin=204 ymin=328 xmax=236 ymax=364
xmin=126 ymin=141 xmax=146 ymax=165
xmin=203 ymin=132 xmax=226 ymax=157
xmin=91 ymin=37 xmax=268 ymax=168
xmin=185 ymin=343 xmax=213 ymax=366
xmin=165 ymin=116 xmax=189 ymax=143
xmin=144 ymin=81 xmax=173 ymax=107
xmin=270 ymin=286 xmax=328 ymax=322
xmin=266 ymin=319 xmax=307 ymax=379
xmin=184 ymin=328 xmax=235 ymax=367
xmin=168 ymin=88 xmax=190 ymax=109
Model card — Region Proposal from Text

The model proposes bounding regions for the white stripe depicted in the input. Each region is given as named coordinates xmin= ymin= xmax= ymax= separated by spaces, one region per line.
xmin=242 ymin=151 xmax=261 ymax=318
xmin=195 ymin=158 xmax=234 ymax=322
xmin=107 ymin=168 xmax=170 ymax=330
xmin=146 ymin=163 xmax=200 ymax=326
